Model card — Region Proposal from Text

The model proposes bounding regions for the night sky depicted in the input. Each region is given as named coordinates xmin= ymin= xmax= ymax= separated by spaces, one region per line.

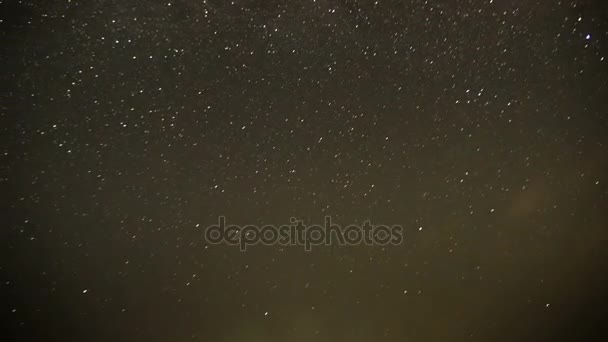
xmin=2 ymin=0 xmax=608 ymax=341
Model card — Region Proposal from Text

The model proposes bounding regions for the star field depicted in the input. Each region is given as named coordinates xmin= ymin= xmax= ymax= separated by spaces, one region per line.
xmin=2 ymin=1 xmax=608 ymax=341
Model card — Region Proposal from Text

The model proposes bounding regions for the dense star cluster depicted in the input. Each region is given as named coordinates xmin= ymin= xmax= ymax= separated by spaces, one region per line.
xmin=2 ymin=0 xmax=608 ymax=341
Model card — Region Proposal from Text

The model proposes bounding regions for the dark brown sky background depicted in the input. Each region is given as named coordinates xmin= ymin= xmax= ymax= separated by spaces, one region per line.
xmin=2 ymin=0 xmax=608 ymax=341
